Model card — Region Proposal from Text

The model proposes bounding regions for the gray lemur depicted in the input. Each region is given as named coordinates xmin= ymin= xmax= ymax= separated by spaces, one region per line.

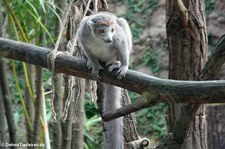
xmin=77 ymin=12 xmax=132 ymax=149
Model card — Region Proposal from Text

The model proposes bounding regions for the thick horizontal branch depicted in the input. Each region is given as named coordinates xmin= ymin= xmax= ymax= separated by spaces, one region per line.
xmin=1 ymin=38 xmax=225 ymax=105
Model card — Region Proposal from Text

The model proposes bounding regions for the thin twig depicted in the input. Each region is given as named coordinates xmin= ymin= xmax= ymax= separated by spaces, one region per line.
xmin=83 ymin=0 xmax=92 ymax=17
xmin=93 ymin=0 xmax=98 ymax=13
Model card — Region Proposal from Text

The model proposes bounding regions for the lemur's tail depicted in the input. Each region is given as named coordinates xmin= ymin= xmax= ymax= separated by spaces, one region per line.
xmin=103 ymin=84 xmax=124 ymax=149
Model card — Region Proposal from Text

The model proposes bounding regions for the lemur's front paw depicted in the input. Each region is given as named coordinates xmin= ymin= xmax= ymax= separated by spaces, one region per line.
xmin=116 ymin=65 xmax=128 ymax=79
xmin=87 ymin=60 xmax=103 ymax=79
xmin=87 ymin=61 xmax=93 ymax=69
xmin=106 ymin=61 xmax=128 ymax=79
xmin=91 ymin=67 xmax=102 ymax=79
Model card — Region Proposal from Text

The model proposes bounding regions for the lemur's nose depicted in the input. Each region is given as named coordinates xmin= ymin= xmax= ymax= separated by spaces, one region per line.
xmin=104 ymin=39 xmax=113 ymax=43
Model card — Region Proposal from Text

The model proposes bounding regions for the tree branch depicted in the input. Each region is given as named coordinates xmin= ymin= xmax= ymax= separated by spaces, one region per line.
xmin=173 ymin=0 xmax=188 ymax=26
xmin=103 ymin=35 xmax=225 ymax=122
xmin=1 ymin=38 xmax=225 ymax=120
xmin=170 ymin=35 xmax=225 ymax=145
xmin=102 ymin=35 xmax=225 ymax=121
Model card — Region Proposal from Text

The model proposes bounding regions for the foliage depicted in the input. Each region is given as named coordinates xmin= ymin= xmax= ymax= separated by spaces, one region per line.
xmin=83 ymin=96 xmax=103 ymax=149
xmin=129 ymin=92 xmax=167 ymax=139
xmin=3 ymin=0 xmax=59 ymax=43
xmin=83 ymin=115 xmax=102 ymax=149
xmin=136 ymin=103 xmax=167 ymax=139
xmin=1 ymin=0 xmax=59 ymax=145
xmin=141 ymin=49 xmax=161 ymax=73
xmin=205 ymin=0 xmax=216 ymax=15
xmin=119 ymin=0 xmax=159 ymax=40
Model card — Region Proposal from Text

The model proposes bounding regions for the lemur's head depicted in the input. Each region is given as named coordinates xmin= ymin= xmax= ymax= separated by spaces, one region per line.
xmin=87 ymin=14 xmax=116 ymax=43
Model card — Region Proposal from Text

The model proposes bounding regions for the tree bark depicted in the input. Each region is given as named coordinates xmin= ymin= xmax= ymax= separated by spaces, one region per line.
xmin=207 ymin=104 xmax=225 ymax=149
xmin=122 ymin=89 xmax=140 ymax=149
xmin=0 ymin=79 xmax=6 ymax=148
xmin=71 ymin=79 xmax=85 ymax=149
xmin=0 ymin=59 xmax=17 ymax=146
xmin=0 ymin=8 xmax=17 ymax=146
xmin=51 ymin=0 xmax=67 ymax=148
xmin=166 ymin=0 xmax=208 ymax=148
xmin=60 ymin=1 xmax=85 ymax=149
xmin=61 ymin=76 xmax=75 ymax=149
xmin=51 ymin=72 xmax=63 ymax=149
xmin=32 ymin=66 xmax=43 ymax=146
xmin=24 ymin=64 xmax=35 ymax=146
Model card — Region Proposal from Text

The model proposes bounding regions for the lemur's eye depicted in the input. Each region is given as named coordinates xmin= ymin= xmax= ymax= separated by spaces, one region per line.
xmin=111 ymin=28 xmax=114 ymax=32
xmin=98 ymin=29 xmax=105 ymax=33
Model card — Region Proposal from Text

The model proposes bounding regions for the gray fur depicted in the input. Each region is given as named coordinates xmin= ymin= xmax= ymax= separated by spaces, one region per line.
xmin=77 ymin=12 xmax=132 ymax=79
xmin=77 ymin=12 xmax=132 ymax=149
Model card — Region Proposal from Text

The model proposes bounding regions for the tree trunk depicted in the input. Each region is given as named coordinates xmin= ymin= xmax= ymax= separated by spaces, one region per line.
xmin=122 ymin=90 xmax=139 ymax=149
xmin=24 ymin=64 xmax=35 ymax=145
xmin=32 ymin=66 xmax=43 ymax=146
xmin=0 ymin=9 xmax=16 ymax=146
xmin=64 ymin=2 xmax=85 ymax=149
xmin=51 ymin=0 xmax=66 ymax=148
xmin=61 ymin=74 xmax=74 ymax=149
xmin=0 ymin=80 xmax=6 ymax=148
xmin=166 ymin=0 xmax=208 ymax=148
xmin=72 ymin=79 xmax=85 ymax=149
xmin=57 ymin=1 xmax=86 ymax=148
xmin=207 ymin=104 xmax=225 ymax=149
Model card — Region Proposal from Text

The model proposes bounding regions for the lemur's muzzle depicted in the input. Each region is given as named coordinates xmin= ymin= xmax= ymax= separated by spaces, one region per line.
xmin=104 ymin=39 xmax=113 ymax=43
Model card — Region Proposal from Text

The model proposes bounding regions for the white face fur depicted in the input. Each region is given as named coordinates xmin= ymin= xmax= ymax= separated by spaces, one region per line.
xmin=87 ymin=15 xmax=116 ymax=43
xmin=94 ymin=25 xmax=115 ymax=43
